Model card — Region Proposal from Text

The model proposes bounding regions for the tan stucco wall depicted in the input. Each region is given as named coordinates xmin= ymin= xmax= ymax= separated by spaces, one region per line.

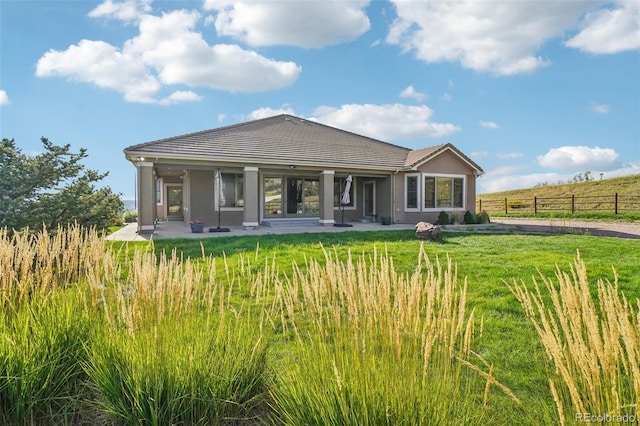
xmin=189 ymin=170 xmax=215 ymax=225
xmin=243 ymin=167 xmax=259 ymax=228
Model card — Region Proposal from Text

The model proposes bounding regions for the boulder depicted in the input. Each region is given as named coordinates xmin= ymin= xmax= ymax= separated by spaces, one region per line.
xmin=415 ymin=222 xmax=443 ymax=242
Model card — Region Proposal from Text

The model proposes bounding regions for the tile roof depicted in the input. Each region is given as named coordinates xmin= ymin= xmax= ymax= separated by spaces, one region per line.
xmin=125 ymin=114 xmax=483 ymax=173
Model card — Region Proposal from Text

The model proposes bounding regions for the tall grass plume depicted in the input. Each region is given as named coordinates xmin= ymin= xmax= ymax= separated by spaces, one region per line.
xmin=507 ymin=251 xmax=639 ymax=425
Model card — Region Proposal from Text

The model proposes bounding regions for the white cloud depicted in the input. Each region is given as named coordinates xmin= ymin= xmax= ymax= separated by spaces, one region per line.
xmin=311 ymin=103 xmax=460 ymax=140
xmin=36 ymin=39 xmax=164 ymax=104
xmin=249 ymin=106 xmax=297 ymax=120
xmin=36 ymin=8 xmax=301 ymax=104
xmin=597 ymin=162 xmax=640 ymax=179
xmin=0 ymin=90 xmax=9 ymax=106
xmin=565 ymin=2 xmax=640 ymax=54
xmin=399 ymin=85 xmax=426 ymax=102
xmin=477 ymin=162 xmax=640 ymax=193
xmin=591 ymin=103 xmax=610 ymax=114
xmin=89 ymin=0 xmax=152 ymax=24
xmin=158 ymin=91 xmax=202 ymax=105
xmin=386 ymin=1 xmax=601 ymax=75
xmin=440 ymin=93 xmax=452 ymax=102
xmin=479 ymin=121 xmax=501 ymax=129
xmin=537 ymin=145 xmax=619 ymax=170
xmin=478 ymin=170 xmax=565 ymax=193
xmin=203 ymin=0 xmax=371 ymax=48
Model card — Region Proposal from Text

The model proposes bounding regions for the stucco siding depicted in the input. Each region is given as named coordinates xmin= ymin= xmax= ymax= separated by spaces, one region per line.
xmin=415 ymin=150 xmax=471 ymax=175
xmin=189 ymin=170 xmax=215 ymax=224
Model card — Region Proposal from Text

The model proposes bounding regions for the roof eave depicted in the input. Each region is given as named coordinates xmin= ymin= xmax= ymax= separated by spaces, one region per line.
xmin=124 ymin=150 xmax=402 ymax=173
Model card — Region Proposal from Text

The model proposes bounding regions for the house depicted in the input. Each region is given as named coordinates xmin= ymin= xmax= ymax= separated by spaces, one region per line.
xmin=124 ymin=114 xmax=484 ymax=232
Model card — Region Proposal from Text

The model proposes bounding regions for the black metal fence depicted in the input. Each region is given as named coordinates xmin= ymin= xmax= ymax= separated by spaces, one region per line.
xmin=477 ymin=193 xmax=640 ymax=215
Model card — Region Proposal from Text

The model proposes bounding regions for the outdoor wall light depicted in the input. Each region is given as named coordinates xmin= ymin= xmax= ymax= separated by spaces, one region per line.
xmin=289 ymin=165 xmax=295 ymax=169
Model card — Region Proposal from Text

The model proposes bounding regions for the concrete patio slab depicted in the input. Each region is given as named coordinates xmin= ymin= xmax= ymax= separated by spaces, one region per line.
xmin=106 ymin=221 xmax=418 ymax=241
xmin=105 ymin=218 xmax=640 ymax=242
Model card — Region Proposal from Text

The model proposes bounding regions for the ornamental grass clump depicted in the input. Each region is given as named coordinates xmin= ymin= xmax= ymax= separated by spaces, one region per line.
xmin=0 ymin=224 xmax=107 ymax=308
xmin=270 ymin=244 xmax=518 ymax=425
xmin=0 ymin=292 xmax=93 ymax=425
xmin=507 ymin=251 xmax=639 ymax=425
xmin=85 ymin=246 xmax=271 ymax=425
xmin=86 ymin=312 xmax=269 ymax=425
xmin=0 ymin=225 xmax=101 ymax=423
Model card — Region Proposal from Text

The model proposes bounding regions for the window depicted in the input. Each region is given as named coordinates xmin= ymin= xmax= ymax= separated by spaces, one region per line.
xmin=405 ymin=174 xmax=419 ymax=210
xmin=155 ymin=178 xmax=163 ymax=205
xmin=219 ymin=173 xmax=244 ymax=208
xmin=334 ymin=177 xmax=354 ymax=208
xmin=404 ymin=174 xmax=465 ymax=212
xmin=424 ymin=176 xmax=463 ymax=209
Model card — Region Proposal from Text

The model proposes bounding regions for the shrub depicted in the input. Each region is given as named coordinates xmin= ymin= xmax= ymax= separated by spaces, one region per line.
xmin=475 ymin=210 xmax=490 ymax=224
xmin=437 ymin=211 xmax=450 ymax=225
xmin=463 ymin=210 xmax=476 ymax=224
xmin=122 ymin=210 xmax=137 ymax=223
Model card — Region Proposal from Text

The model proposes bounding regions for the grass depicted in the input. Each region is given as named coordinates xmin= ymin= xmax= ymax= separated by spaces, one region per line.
xmin=478 ymin=173 xmax=640 ymax=200
xmin=1 ymin=226 xmax=639 ymax=424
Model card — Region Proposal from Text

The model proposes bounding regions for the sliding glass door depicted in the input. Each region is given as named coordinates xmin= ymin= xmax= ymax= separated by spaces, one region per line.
xmin=264 ymin=176 xmax=319 ymax=218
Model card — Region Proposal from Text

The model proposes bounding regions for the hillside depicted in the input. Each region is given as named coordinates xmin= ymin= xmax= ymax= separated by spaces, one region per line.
xmin=478 ymin=174 xmax=640 ymax=199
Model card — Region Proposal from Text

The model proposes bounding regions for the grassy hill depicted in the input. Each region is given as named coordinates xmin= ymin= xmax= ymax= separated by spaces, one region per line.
xmin=478 ymin=174 xmax=639 ymax=199
xmin=477 ymin=174 xmax=640 ymax=220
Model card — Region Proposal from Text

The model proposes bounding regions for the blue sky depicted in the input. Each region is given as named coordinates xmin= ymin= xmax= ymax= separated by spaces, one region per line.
xmin=1 ymin=0 xmax=639 ymax=200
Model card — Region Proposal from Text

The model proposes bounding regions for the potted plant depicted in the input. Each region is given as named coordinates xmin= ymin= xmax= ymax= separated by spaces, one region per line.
xmin=189 ymin=220 xmax=204 ymax=233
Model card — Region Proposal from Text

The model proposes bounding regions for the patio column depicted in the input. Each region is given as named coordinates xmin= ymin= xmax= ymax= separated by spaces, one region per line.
xmin=136 ymin=161 xmax=155 ymax=233
xmin=319 ymin=170 xmax=335 ymax=226
xmin=243 ymin=166 xmax=259 ymax=230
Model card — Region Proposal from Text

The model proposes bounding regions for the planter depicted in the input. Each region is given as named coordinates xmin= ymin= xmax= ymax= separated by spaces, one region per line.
xmin=190 ymin=223 xmax=204 ymax=233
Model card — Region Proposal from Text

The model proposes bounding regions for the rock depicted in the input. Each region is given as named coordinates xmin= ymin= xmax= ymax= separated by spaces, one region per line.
xmin=415 ymin=222 xmax=443 ymax=242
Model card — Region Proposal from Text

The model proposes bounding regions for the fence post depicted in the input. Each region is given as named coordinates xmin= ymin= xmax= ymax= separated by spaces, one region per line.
xmin=571 ymin=194 xmax=575 ymax=213
xmin=615 ymin=193 xmax=618 ymax=215
xmin=534 ymin=196 xmax=537 ymax=214
xmin=504 ymin=198 xmax=508 ymax=215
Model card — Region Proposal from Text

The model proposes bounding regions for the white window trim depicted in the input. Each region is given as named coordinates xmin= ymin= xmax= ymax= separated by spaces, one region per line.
xmin=404 ymin=173 xmax=421 ymax=212
xmin=422 ymin=173 xmax=466 ymax=212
